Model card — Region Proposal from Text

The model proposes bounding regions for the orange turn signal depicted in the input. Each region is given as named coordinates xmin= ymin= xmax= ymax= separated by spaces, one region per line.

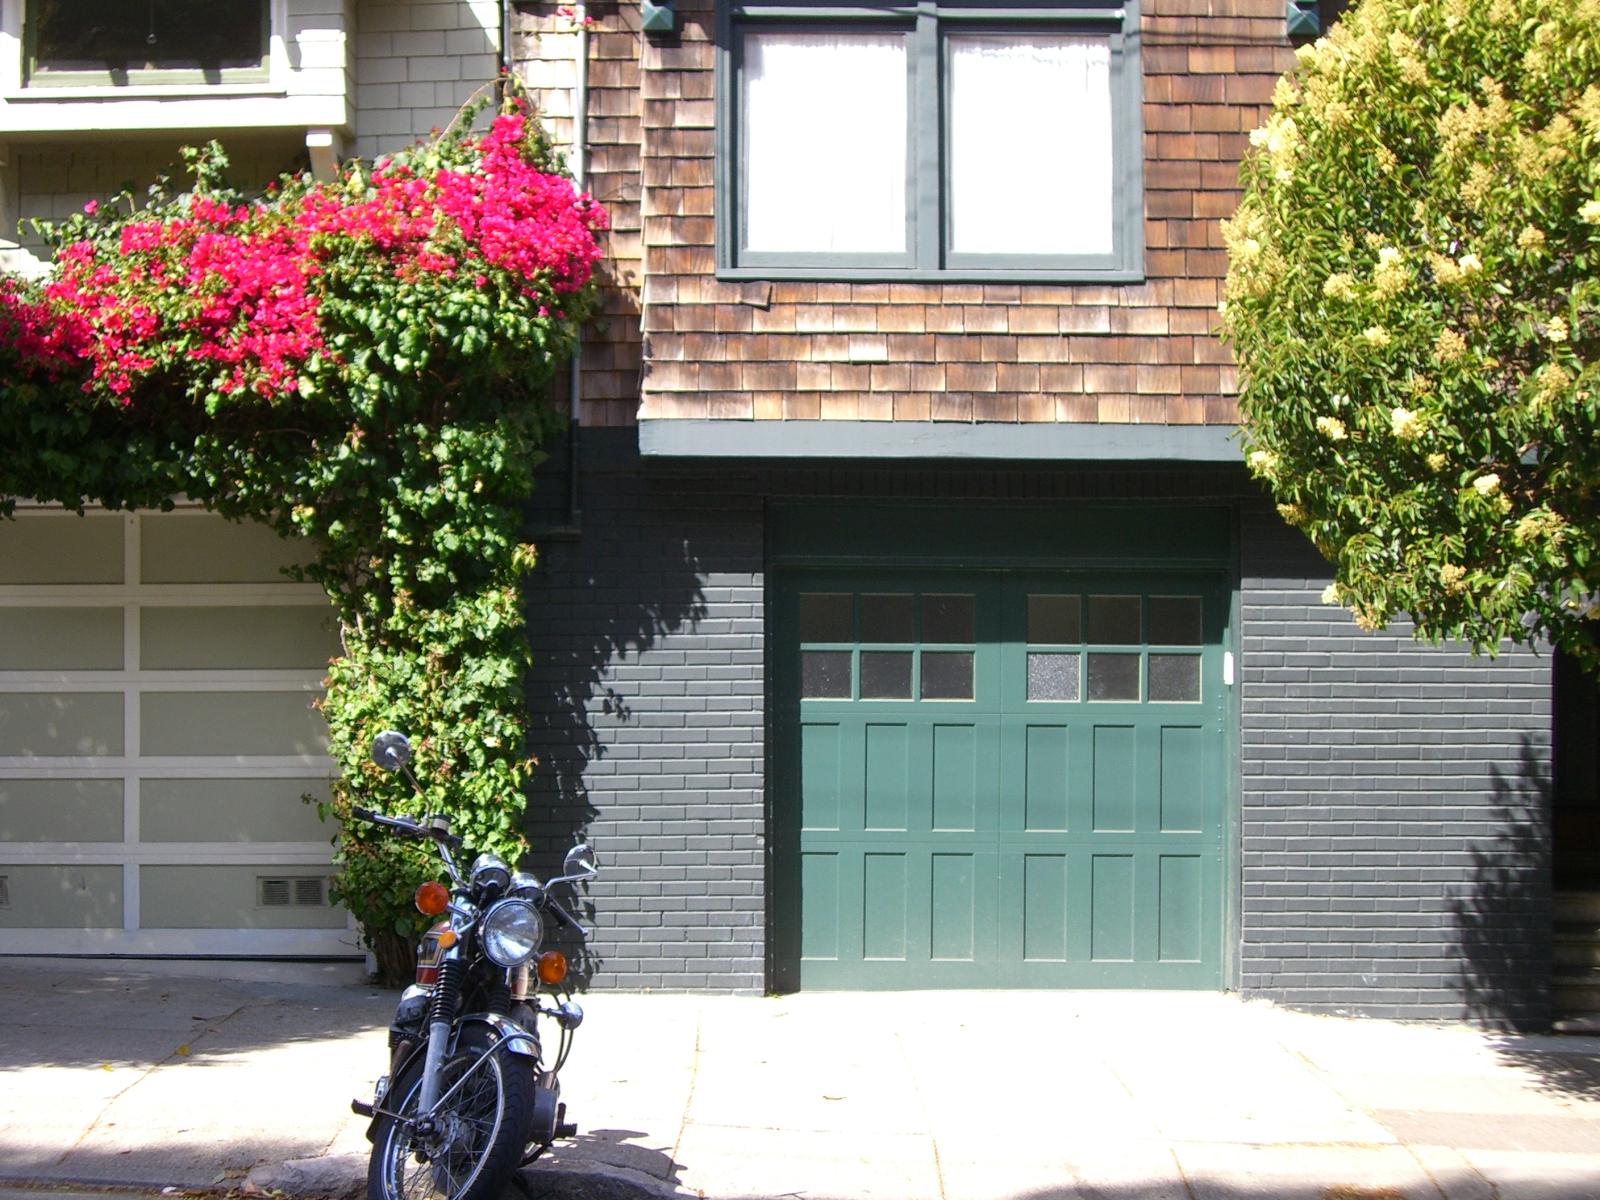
xmin=415 ymin=880 xmax=450 ymax=916
xmin=536 ymin=950 xmax=568 ymax=985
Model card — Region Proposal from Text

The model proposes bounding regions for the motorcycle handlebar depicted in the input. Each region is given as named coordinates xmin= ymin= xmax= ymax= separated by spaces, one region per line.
xmin=350 ymin=806 xmax=425 ymax=838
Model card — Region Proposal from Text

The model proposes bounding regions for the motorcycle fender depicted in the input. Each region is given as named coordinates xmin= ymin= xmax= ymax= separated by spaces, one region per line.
xmin=460 ymin=1012 xmax=540 ymax=1058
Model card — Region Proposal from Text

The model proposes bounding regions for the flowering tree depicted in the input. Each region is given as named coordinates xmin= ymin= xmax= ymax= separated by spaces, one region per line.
xmin=1222 ymin=0 xmax=1600 ymax=671
xmin=0 ymin=93 xmax=608 ymax=979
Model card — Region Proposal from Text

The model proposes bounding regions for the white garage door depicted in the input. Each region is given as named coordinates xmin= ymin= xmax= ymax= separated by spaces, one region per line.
xmin=0 ymin=507 xmax=358 ymax=961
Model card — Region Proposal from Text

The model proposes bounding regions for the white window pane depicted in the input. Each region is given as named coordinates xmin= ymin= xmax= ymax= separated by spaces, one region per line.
xmin=743 ymin=32 xmax=908 ymax=254
xmin=948 ymin=35 xmax=1114 ymax=256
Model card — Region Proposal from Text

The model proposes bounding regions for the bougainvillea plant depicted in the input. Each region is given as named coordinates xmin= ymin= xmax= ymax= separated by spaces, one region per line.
xmin=1221 ymin=0 xmax=1600 ymax=671
xmin=0 ymin=88 xmax=607 ymax=981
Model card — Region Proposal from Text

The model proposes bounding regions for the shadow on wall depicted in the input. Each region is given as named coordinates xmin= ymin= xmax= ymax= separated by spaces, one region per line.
xmin=520 ymin=471 xmax=709 ymax=989
xmin=1452 ymin=733 xmax=1554 ymax=1032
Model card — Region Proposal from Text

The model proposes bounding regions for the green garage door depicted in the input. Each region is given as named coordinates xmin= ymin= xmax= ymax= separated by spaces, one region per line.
xmin=775 ymin=570 xmax=1229 ymax=990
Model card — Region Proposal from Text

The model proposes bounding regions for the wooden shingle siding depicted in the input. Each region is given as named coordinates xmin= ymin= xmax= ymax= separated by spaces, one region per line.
xmin=516 ymin=0 xmax=1294 ymax=428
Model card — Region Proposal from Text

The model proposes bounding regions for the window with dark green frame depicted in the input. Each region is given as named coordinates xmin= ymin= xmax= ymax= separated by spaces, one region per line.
xmin=25 ymin=0 xmax=270 ymax=88
xmin=715 ymin=0 xmax=1144 ymax=283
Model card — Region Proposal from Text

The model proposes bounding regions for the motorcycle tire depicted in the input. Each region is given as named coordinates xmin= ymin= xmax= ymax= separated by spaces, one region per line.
xmin=368 ymin=1024 xmax=538 ymax=1200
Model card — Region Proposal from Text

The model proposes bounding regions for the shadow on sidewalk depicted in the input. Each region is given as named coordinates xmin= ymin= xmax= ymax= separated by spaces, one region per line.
xmin=0 ymin=967 xmax=390 ymax=1071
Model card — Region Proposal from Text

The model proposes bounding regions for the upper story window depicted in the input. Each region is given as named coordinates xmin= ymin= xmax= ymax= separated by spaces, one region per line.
xmin=716 ymin=0 xmax=1143 ymax=283
xmin=25 ymin=0 xmax=269 ymax=87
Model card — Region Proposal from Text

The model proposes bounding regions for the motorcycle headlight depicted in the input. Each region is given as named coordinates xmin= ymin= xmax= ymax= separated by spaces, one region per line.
xmin=480 ymin=898 xmax=542 ymax=968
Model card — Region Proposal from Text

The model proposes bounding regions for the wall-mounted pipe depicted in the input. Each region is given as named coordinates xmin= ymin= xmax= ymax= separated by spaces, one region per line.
xmin=565 ymin=2 xmax=589 ymax=530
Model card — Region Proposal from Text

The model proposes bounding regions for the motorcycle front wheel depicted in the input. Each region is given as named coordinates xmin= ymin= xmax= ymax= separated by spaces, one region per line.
xmin=368 ymin=1025 xmax=537 ymax=1200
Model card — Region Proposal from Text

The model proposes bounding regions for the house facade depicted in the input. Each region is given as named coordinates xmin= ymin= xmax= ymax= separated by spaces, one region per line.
xmin=0 ymin=0 xmax=1585 ymax=1029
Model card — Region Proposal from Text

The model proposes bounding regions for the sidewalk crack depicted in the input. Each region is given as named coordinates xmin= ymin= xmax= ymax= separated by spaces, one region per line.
xmin=53 ymin=997 xmax=257 ymax=1167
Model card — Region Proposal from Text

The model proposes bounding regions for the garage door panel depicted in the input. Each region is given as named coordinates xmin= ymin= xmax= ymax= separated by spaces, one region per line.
xmin=0 ymin=692 xmax=124 ymax=757
xmin=863 ymin=851 xmax=908 ymax=960
xmin=0 ymin=608 xmax=124 ymax=670
xmin=0 ymin=779 xmax=123 ymax=842
xmin=864 ymin=723 xmax=910 ymax=832
xmin=0 ymin=515 xmax=122 ymax=584
xmin=141 ymin=691 xmax=329 ymax=757
xmin=0 ymin=865 xmax=123 ymax=927
xmin=932 ymin=724 xmax=978 ymax=832
xmin=800 ymin=722 xmax=842 ymax=831
xmin=141 ymin=777 xmax=333 ymax=842
xmin=800 ymin=851 xmax=840 ymax=960
xmin=1091 ymin=725 xmax=1136 ymax=832
xmin=1160 ymin=725 xmax=1204 ymax=832
xmin=930 ymin=851 xmax=976 ymax=960
xmin=141 ymin=606 xmax=341 ymax=670
xmin=1158 ymin=854 xmax=1203 ymax=962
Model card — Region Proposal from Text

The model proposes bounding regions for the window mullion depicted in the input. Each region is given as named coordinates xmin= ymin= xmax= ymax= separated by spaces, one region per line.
xmin=912 ymin=9 xmax=941 ymax=272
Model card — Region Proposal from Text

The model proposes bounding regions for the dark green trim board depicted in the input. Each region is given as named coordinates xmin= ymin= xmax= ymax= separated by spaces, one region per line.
xmin=638 ymin=420 xmax=1242 ymax=460
xmin=714 ymin=0 xmax=1145 ymax=282
xmin=770 ymin=502 xmax=1233 ymax=568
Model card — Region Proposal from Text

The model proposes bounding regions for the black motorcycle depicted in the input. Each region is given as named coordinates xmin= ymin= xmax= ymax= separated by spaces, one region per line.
xmin=350 ymin=730 xmax=596 ymax=1200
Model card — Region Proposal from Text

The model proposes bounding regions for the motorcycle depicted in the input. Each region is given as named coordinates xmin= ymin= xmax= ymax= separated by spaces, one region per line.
xmin=349 ymin=730 xmax=597 ymax=1200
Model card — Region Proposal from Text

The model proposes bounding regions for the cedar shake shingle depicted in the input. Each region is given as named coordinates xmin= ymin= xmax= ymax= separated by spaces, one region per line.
xmin=517 ymin=0 xmax=1292 ymax=427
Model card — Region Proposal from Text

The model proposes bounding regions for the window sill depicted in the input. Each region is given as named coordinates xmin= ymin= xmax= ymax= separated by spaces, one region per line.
xmin=716 ymin=265 xmax=1146 ymax=284
xmin=4 ymin=84 xmax=288 ymax=101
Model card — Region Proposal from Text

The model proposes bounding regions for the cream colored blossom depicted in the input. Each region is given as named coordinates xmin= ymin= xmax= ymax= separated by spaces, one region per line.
xmin=1320 ymin=582 xmax=1342 ymax=605
xmin=1581 ymin=198 xmax=1600 ymax=223
xmin=1427 ymin=452 xmax=1449 ymax=471
xmin=1277 ymin=503 xmax=1308 ymax=524
xmin=1323 ymin=273 xmax=1357 ymax=301
xmin=1518 ymin=225 xmax=1547 ymax=252
xmin=1434 ymin=328 xmax=1468 ymax=362
xmin=1429 ymin=253 xmax=1462 ymax=286
xmin=1547 ymin=316 xmax=1569 ymax=342
xmin=1439 ymin=563 xmax=1468 ymax=593
xmin=1515 ymin=510 xmax=1567 ymax=542
xmin=1390 ymin=407 xmax=1423 ymax=440
xmin=1316 ymin=416 xmax=1348 ymax=440
xmin=1473 ymin=473 xmax=1502 ymax=496
xmin=1373 ymin=247 xmax=1409 ymax=297
xmin=1249 ymin=449 xmax=1279 ymax=475
xmin=1458 ymin=253 xmax=1483 ymax=275
xmin=1363 ymin=326 xmax=1392 ymax=347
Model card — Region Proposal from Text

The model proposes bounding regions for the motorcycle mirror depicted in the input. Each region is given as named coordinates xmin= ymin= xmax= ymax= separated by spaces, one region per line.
xmin=370 ymin=730 xmax=411 ymax=771
xmin=563 ymin=843 xmax=598 ymax=879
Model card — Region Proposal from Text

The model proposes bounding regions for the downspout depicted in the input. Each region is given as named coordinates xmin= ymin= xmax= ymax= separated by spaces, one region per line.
xmin=566 ymin=1 xmax=587 ymax=530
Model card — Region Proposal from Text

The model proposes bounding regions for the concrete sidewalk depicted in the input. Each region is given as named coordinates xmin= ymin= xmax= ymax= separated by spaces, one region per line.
xmin=4 ymin=964 xmax=1600 ymax=1199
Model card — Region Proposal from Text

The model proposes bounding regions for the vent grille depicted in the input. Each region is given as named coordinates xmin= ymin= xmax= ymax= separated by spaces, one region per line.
xmin=0 ymin=876 xmax=8 ymax=908
xmin=257 ymin=876 xmax=327 ymax=908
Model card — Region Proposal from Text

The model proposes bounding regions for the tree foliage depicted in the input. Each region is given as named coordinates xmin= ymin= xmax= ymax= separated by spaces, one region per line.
xmin=0 ymin=90 xmax=607 ymax=974
xmin=1221 ymin=0 xmax=1600 ymax=669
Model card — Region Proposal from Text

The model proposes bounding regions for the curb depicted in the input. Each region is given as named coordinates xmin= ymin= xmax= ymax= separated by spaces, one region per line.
xmin=242 ymin=1153 xmax=692 ymax=1200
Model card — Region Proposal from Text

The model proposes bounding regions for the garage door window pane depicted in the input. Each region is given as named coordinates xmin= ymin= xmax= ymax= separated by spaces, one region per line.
xmin=802 ymin=651 xmax=853 ymax=698
xmin=800 ymin=593 xmax=853 ymax=642
xmin=1088 ymin=653 xmax=1140 ymax=701
xmin=743 ymin=32 xmax=908 ymax=253
xmin=1148 ymin=654 xmax=1200 ymax=702
xmin=947 ymin=34 xmax=1113 ymax=255
xmin=922 ymin=594 xmax=974 ymax=644
xmin=1148 ymin=597 xmax=1201 ymax=645
xmin=861 ymin=651 xmax=913 ymax=698
xmin=861 ymin=594 xmax=914 ymax=643
xmin=1087 ymin=596 xmax=1140 ymax=645
xmin=1028 ymin=595 xmax=1081 ymax=644
xmin=921 ymin=652 xmax=973 ymax=699
xmin=1027 ymin=653 xmax=1079 ymax=701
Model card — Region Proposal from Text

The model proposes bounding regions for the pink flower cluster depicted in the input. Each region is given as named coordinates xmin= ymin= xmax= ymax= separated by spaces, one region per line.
xmin=0 ymin=110 xmax=607 ymax=405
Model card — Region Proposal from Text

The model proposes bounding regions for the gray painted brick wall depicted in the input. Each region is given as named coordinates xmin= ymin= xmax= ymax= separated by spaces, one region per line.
xmin=523 ymin=444 xmax=1555 ymax=1018
xmin=524 ymin=453 xmax=766 ymax=991
xmin=1239 ymin=502 xmax=1553 ymax=1027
